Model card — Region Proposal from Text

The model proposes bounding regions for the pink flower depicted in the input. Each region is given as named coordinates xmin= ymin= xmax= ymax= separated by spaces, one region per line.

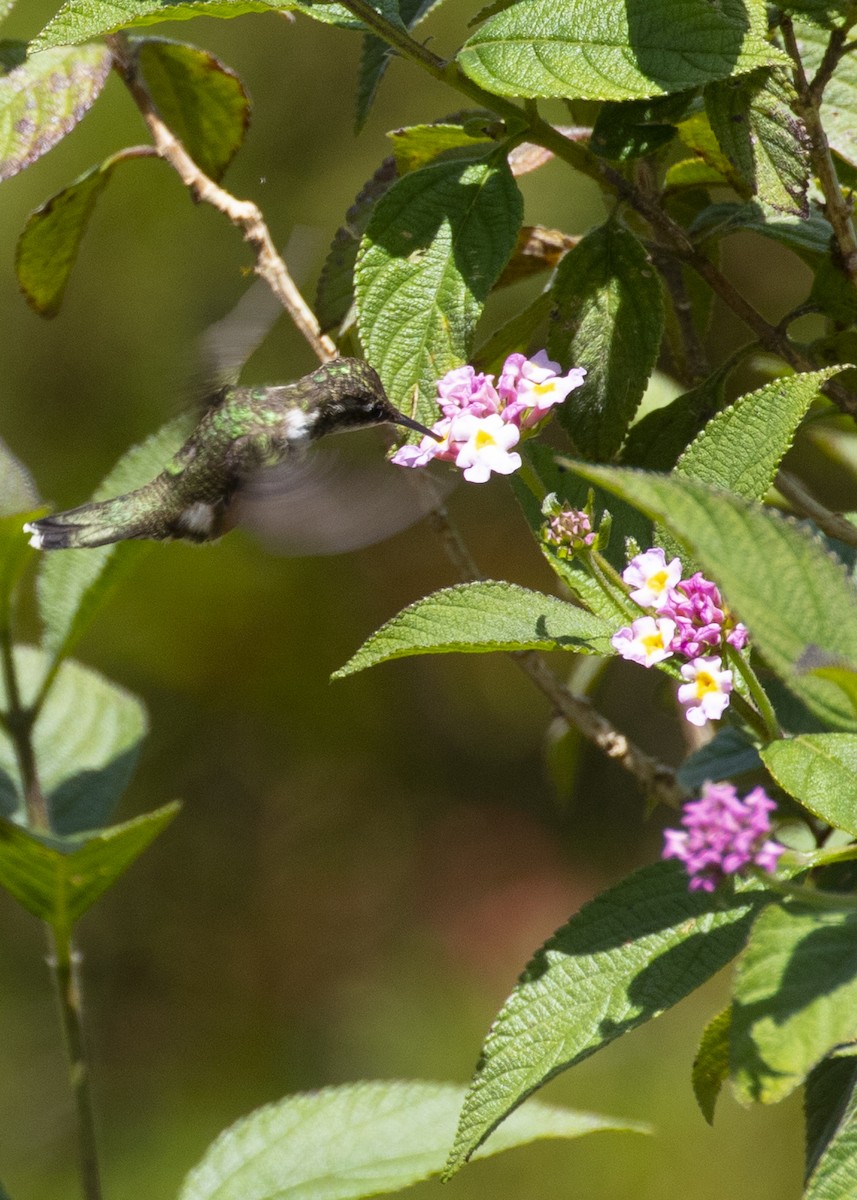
xmin=663 ymin=782 xmax=784 ymax=892
xmin=612 ymin=616 xmax=677 ymax=667
xmin=437 ymin=366 xmax=501 ymax=419
xmin=677 ymin=656 xmax=732 ymax=726
xmin=390 ymin=418 xmax=454 ymax=468
xmin=450 ymin=412 xmax=521 ymax=483
xmin=500 ymin=351 xmax=587 ymax=429
xmin=622 ymin=549 xmax=682 ymax=612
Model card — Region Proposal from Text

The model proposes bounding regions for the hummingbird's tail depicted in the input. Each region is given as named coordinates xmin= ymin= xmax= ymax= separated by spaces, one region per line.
xmin=24 ymin=479 xmax=186 ymax=550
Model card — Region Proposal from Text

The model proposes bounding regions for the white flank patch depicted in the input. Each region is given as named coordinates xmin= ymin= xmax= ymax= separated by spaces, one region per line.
xmin=23 ymin=522 xmax=44 ymax=550
xmin=178 ymin=502 xmax=215 ymax=536
xmin=282 ymin=408 xmax=313 ymax=442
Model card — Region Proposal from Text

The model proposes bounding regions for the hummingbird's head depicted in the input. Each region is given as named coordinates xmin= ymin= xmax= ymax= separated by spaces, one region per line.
xmin=311 ymin=359 xmax=441 ymax=442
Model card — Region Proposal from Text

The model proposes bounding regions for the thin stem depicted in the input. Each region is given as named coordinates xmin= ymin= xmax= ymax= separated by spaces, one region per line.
xmin=0 ymin=625 xmax=48 ymax=829
xmin=776 ymin=469 xmax=857 ymax=548
xmin=728 ymin=647 xmax=782 ymax=742
xmin=780 ymin=15 xmax=857 ymax=288
xmin=106 ymin=34 xmax=337 ymax=365
xmin=49 ymin=928 xmax=103 ymax=1200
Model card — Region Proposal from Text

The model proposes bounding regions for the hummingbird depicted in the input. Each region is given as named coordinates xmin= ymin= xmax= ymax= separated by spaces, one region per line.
xmin=24 ymin=358 xmax=440 ymax=551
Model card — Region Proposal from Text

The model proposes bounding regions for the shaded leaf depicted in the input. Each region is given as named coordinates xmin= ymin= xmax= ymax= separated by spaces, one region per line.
xmin=448 ymin=862 xmax=772 ymax=1170
xmin=590 ymin=91 xmax=697 ymax=161
xmin=705 ymin=68 xmax=810 ymax=216
xmin=33 ymin=1 xmax=294 ymax=49
xmin=732 ymin=902 xmax=857 ymax=1105
xmin=16 ymin=155 xmax=121 ymax=317
xmin=0 ymin=802 xmax=179 ymax=932
xmin=762 ymin=734 xmax=857 ymax=836
xmin=805 ymin=1059 xmax=857 ymax=1200
xmin=0 ymin=645 xmax=147 ymax=834
xmin=179 ymin=1079 xmax=644 ymax=1200
xmin=693 ymin=1006 xmax=732 ymax=1124
xmin=334 ymin=581 xmax=614 ymax=679
xmin=355 ymin=0 xmax=443 ymax=131
xmin=496 ymin=225 xmax=577 ymax=288
xmin=548 ymin=219 xmax=664 ymax=460
xmin=457 ymin=0 xmax=785 ymax=102
xmin=677 ymin=727 xmax=762 ymax=792
xmin=0 ymin=42 xmax=111 ymax=181
xmin=37 ymin=413 xmax=193 ymax=664
xmin=568 ymin=465 xmax=857 ymax=729
xmin=136 ymin=38 xmax=250 ymax=181
xmin=622 ymin=362 xmax=732 ymax=472
xmin=690 ymin=200 xmax=833 ymax=259
xmin=356 ymin=153 xmax=522 ymax=423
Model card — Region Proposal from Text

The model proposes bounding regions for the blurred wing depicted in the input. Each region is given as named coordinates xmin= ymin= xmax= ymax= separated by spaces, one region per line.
xmin=228 ymin=432 xmax=455 ymax=556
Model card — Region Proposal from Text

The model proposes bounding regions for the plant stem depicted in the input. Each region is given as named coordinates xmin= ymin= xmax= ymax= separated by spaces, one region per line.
xmin=728 ymin=647 xmax=782 ymax=742
xmin=49 ymin=928 xmax=103 ymax=1200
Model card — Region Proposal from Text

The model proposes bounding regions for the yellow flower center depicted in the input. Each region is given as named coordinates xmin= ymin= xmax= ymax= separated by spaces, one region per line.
xmin=694 ymin=670 xmax=717 ymax=697
xmin=474 ymin=429 xmax=497 ymax=449
xmin=641 ymin=631 xmax=665 ymax=654
xmin=648 ymin=570 xmax=668 ymax=593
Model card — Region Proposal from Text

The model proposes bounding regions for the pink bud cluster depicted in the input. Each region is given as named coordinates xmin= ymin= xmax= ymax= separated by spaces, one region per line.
xmin=611 ymin=549 xmax=749 ymax=726
xmin=544 ymin=507 xmax=596 ymax=554
xmin=663 ymin=781 xmax=784 ymax=892
xmin=391 ymin=351 xmax=586 ymax=484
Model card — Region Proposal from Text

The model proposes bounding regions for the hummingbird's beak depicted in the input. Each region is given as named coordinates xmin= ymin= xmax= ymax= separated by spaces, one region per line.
xmin=392 ymin=410 xmax=444 ymax=441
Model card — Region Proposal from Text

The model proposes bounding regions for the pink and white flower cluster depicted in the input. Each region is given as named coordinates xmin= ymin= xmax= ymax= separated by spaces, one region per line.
xmin=663 ymin=781 xmax=784 ymax=892
xmin=611 ymin=548 xmax=749 ymax=726
xmin=391 ymin=351 xmax=586 ymax=484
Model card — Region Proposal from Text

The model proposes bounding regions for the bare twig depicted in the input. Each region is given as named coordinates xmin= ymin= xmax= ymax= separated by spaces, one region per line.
xmin=106 ymin=33 xmax=337 ymax=364
xmin=776 ymin=469 xmax=857 ymax=548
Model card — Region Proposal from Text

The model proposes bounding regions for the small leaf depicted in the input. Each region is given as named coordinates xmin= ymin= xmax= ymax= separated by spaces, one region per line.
xmin=693 ymin=1007 xmax=732 ymax=1125
xmin=32 ymin=1 xmax=293 ymax=49
xmin=568 ymin=466 xmax=857 ymax=730
xmin=622 ymin=362 xmax=732 ymax=472
xmin=16 ymin=156 xmax=120 ymax=317
xmin=355 ymin=0 xmax=443 ymax=131
xmin=805 ymin=1059 xmax=857 ymax=1200
xmin=0 ymin=646 xmax=147 ymax=833
xmin=448 ymin=862 xmax=772 ymax=1170
xmin=676 ymin=368 xmax=844 ymax=500
xmin=548 ymin=219 xmax=664 ymax=459
xmin=333 ymin=581 xmax=614 ymax=679
xmin=388 ymin=122 xmax=495 ymax=175
xmin=0 ymin=802 xmax=179 ymax=932
xmin=179 ymin=1079 xmax=645 ymax=1200
xmin=356 ymin=153 xmax=522 ymax=423
xmin=677 ymin=727 xmax=762 ymax=792
xmin=37 ymin=413 xmax=193 ymax=664
xmin=590 ymin=91 xmax=696 ymax=161
xmin=762 ymin=734 xmax=857 ymax=836
xmin=705 ymin=68 xmax=810 ymax=216
xmin=0 ymin=42 xmax=112 ymax=181
xmin=732 ymin=902 xmax=857 ymax=1105
xmin=0 ymin=436 xmax=38 ymax=516
xmin=457 ymin=0 xmax=786 ymax=102
xmin=690 ymin=200 xmax=833 ymax=259
xmin=135 ymin=38 xmax=250 ymax=181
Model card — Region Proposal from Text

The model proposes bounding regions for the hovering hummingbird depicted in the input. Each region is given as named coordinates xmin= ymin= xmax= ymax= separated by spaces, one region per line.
xmin=24 ymin=358 xmax=439 ymax=551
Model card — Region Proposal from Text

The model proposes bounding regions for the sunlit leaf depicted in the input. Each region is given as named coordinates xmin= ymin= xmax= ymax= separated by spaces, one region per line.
xmin=0 ymin=42 xmax=111 ymax=181
xmin=179 ymin=1079 xmax=646 ymax=1200
xmin=761 ymin=734 xmax=857 ymax=835
xmin=732 ymin=902 xmax=857 ymax=1104
xmin=448 ymin=862 xmax=772 ymax=1170
xmin=457 ymin=0 xmax=786 ymax=102
xmin=334 ymin=581 xmax=614 ymax=679
xmin=0 ymin=802 xmax=179 ymax=932
xmin=32 ymin=0 xmax=293 ymax=48
xmin=0 ymin=645 xmax=147 ymax=833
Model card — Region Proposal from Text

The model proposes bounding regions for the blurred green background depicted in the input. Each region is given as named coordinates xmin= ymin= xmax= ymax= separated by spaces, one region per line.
xmin=1 ymin=3 xmax=811 ymax=1197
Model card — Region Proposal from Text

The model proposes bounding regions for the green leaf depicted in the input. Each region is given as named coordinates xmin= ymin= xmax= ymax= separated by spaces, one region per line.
xmin=548 ymin=219 xmax=664 ymax=459
xmin=457 ymin=0 xmax=786 ymax=102
xmin=448 ymin=862 xmax=772 ymax=1170
xmin=179 ymin=1079 xmax=644 ymax=1200
xmin=0 ymin=646 xmax=147 ymax=833
xmin=677 ymin=727 xmax=762 ymax=791
xmin=37 ymin=413 xmax=193 ymax=665
xmin=355 ymin=153 xmax=522 ymax=422
xmin=705 ymin=69 xmax=810 ymax=216
xmin=16 ymin=157 xmax=120 ymax=317
xmin=676 ymin=369 xmax=843 ymax=499
xmin=621 ymin=362 xmax=732 ymax=472
xmin=805 ymin=1059 xmax=857 ymax=1200
xmin=0 ymin=802 xmax=179 ymax=931
xmin=692 ymin=1007 xmax=731 ymax=1125
xmin=473 ymin=290 xmax=551 ymax=374
xmin=0 ymin=42 xmax=111 ymax=181
xmin=333 ymin=581 xmax=614 ymax=679
xmin=568 ymin=466 xmax=857 ymax=730
xmin=761 ymin=734 xmax=857 ymax=836
xmin=355 ymin=0 xmax=443 ymax=131
xmin=388 ymin=122 xmax=496 ymax=175
xmin=136 ymin=38 xmax=250 ymax=181
xmin=590 ymin=91 xmax=696 ymax=161
xmin=732 ymin=902 xmax=857 ymax=1105
xmin=690 ymin=200 xmax=833 ymax=259
xmin=32 ymin=0 xmax=293 ymax=48
xmin=0 ymin=436 xmax=38 ymax=517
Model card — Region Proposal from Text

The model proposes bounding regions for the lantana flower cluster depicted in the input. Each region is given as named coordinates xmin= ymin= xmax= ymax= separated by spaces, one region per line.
xmin=663 ymin=781 xmax=784 ymax=892
xmin=391 ymin=351 xmax=586 ymax=484
xmin=611 ymin=548 xmax=749 ymax=727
